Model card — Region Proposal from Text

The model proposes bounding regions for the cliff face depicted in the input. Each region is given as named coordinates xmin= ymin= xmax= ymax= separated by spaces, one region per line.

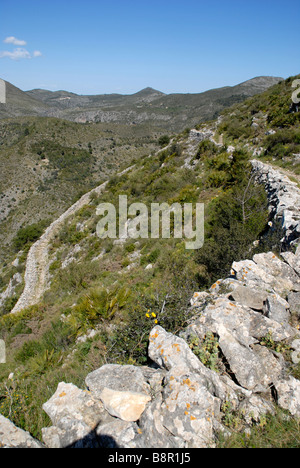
xmin=1 ymin=159 xmax=300 ymax=448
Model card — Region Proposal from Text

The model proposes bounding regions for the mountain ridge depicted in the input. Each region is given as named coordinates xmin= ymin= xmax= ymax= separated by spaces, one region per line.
xmin=0 ymin=76 xmax=283 ymax=130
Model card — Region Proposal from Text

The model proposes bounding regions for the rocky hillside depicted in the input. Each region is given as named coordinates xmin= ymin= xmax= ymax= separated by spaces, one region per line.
xmin=0 ymin=75 xmax=299 ymax=448
xmin=0 ymin=116 xmax=164 ymax=266
xmin=1 ymin=157 xmax=300 ymax=448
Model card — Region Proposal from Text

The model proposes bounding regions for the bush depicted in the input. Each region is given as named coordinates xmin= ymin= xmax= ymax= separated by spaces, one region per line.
xmin=264 ymin=129 xmax=300 ymax=160
xmin=195 ymin=140 xmax=219 ymax=160
xmin=158 ymin=135 xmax=170 ymax=147
xmin=195 ymin=176 xmax=268 ymax=284
xmin=13 ymin=221 xmax=48 ymax=251
xmin=72 ymin=286 xmax=131 ymax=329
xmin=0 ymin=296 xmax=18 ymax=316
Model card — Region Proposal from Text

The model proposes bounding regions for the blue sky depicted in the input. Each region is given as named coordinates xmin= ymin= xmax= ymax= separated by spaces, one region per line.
xmin=0 ymin=0 xmax=299 ymax=95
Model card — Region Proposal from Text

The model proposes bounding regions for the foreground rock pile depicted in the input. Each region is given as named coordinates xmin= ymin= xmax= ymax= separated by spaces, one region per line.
xmin=33 ymin=247 xmax=300 ymax=448
xmin=1 ymin=160 xmax=300 ymax=448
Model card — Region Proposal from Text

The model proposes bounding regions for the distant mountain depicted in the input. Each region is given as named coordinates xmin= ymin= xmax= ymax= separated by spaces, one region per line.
xmin=0 ymin=76 xmax=283 ymax=131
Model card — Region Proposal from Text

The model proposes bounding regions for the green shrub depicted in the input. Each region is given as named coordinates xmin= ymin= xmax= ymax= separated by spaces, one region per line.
xmin=72 ymin=286 xmax=132 ymax=328
xmin=13 ymin=221 xmax=48 ymax=251
xmin=195 ymin=175 xmax=268 ymax=284
xmin=158 ymin=135 xmax=170 ymax=147
xmin=141 ymin=248 xmax=161 ymax=266
xmin=264 ymin=129 xmax=300 ymax=160
xmin=0 ymin=296 xmax=18 ymax=316
xmin=195 ymin=140 xmax=219 ymax=160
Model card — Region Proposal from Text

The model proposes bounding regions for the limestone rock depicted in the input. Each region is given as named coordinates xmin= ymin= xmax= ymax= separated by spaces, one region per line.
xmin=43 ymin=382 xmax=105 ymax=428
xmin=281 ymin=251 xmax=300 ymax=277
xmin=95 ymin=420 xmax=141 ymax=448
xmin=265 ymin=293 xmax=290 ymax=323
xmin=287 ymin=292 xmax=300 ymax=316
xmin=150 ymin=326 xmax=242 ymax=404
xmin=99 ymin=388 xmax=151 ymax=422
xmin=291 ymin=339 xmax=300 ymax=364
xmin=239 ymin=395 xmax=275 ymax=425
xmin=0 ymin=415 xmax=43 ymax=448
xmin=232 ymin=258 xmax=293 ymax=295
xmin=42 ymin=382 xmax=110 ymax=448
xmin=190 ymin=291 xmax=210 ymax=307
xmin=0 ymin=339 xmax=5 ymax=364
xmin=139 ymin=396 xmax=186 ymax=448
xmin=42 ymin=421 xmax=99 ymax=449
xmin=216 ymin=323 xmax=269 ymax=392
xmin=159 ymin=365 xmax=221 ymax=448
xmin=85 ymin=364 xmax=150 ymax=399
xmin=230 ymin=285 xmax=268 ymax=310
xmin=275 ymin=377 xmax=300 ymax=417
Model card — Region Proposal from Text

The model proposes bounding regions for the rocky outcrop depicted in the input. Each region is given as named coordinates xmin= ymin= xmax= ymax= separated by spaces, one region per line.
xmin=38 ymin=240 xmax=300 ymax=448
xmin=38 ymin=289 xmax=300 ymax=448
xmin=35 ymin=160 xmax=300 ymax=448
xmin=0 ymin=415 xmax=43 ymax=448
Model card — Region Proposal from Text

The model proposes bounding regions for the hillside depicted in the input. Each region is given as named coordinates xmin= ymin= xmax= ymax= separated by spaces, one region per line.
xmin=1 ymin=76 xmax=282 ymax=131
xmin=0 ymin=117 xmax=163 ymax=264
xmin=0 ymin=74 xmax=299 ymax=448
xmin=0 ymin=81 xmax=52 ymax=119
xmin=0 ymin=76 xmax=282 ymax=264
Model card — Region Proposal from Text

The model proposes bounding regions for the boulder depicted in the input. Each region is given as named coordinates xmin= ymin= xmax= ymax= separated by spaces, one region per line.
xmin=253 ymin=252 xmax=300 ymax=288
xmin=85 ymin=364 xmax=150 ymax=399
xmin=95 ymin=420 xmax=141 ymax=448
xmin=291 ymin=339 xmax=300 ymax=364
xmin=265 ymin=293 xmax=290 ymax=323
xmin=139 ymin=396 xmax=186 ymax=448
xmin=42 ymin=382 xmax=110 ymax=448
xmin=0 ymin=415 xmax=43 ymax=448
xmin=216 ymin=324 xmax=270 ymax=392
xmin=281 ymin=251 xmax=300 ymax=277
xmin=0 ymin=340 xmax=5 ymax=364
xmin=232 ymin=258 xmax=294 ymax=295
xmin=158 ymin=366 xmax=220 ymax=448
xmin=238 ymin=395 xmax=275 ymax=425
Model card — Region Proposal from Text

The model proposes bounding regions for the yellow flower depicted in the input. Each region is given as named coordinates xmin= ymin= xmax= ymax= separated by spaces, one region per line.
xmin=146 ymin=313 xmax=150 ymax=318
xmin=154 ymin=319 xmax=158 ymax=324
xmin=152 ymin=313 xmax=157 ymax=318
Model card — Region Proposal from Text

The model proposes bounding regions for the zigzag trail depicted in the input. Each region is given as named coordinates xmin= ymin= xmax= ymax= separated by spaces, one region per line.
xmin=11 ymin=167 xmax=133 ymax=314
